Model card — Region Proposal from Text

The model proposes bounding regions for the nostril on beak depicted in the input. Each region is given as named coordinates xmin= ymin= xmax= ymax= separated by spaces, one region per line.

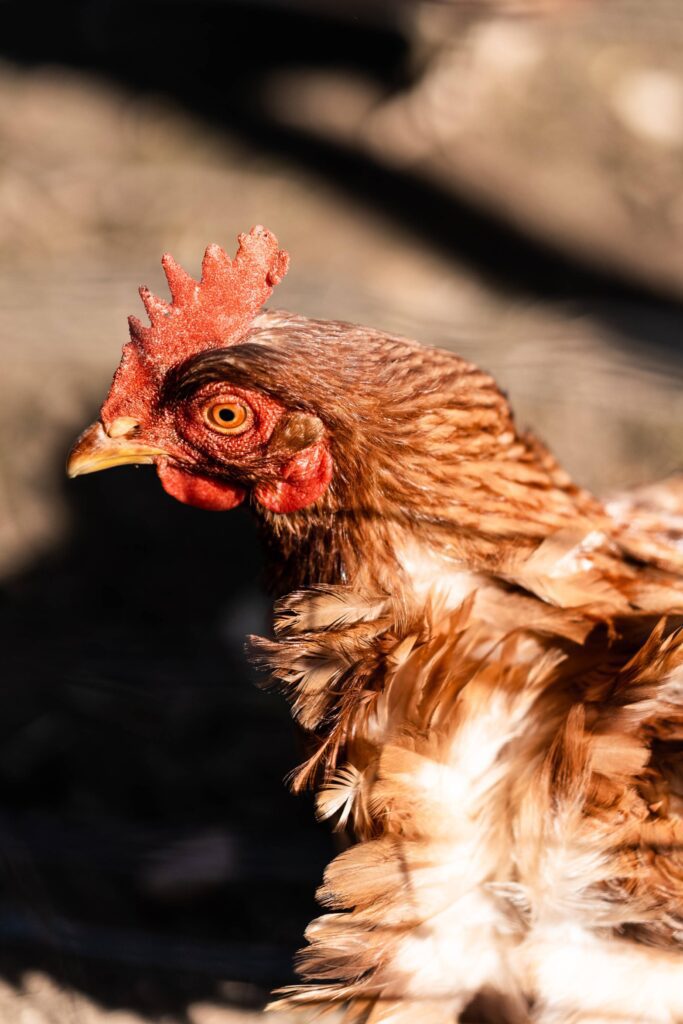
xmin=106 ymin=417 xmax=141 ymax=438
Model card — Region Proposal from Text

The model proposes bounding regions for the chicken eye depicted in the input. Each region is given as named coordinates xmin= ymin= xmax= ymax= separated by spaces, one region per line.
xmin=203 ymin=400 xmax=252 ymax=435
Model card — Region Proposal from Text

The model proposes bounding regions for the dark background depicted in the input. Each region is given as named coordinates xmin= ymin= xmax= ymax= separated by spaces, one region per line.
xmin=0 ymin=1 xmax=682 ymax=1021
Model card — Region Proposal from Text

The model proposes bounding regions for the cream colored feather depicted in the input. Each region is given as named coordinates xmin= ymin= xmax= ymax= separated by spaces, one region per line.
xmin=259 ymin=479 xmax=683 ymax=1024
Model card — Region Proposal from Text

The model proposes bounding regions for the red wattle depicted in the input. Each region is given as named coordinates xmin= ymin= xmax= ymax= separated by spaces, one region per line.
xmin=157 ymin=462 xmax=246 ymax=511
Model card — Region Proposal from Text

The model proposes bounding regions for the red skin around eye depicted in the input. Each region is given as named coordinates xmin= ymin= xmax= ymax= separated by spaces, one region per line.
xmin=178 ymin=385 xmax=286 ymax=458
xmin=159 ymin=384 xmax=334 ymax=514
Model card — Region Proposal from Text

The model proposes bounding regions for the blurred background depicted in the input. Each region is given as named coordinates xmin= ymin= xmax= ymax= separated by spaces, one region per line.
xmin=0 ymin=1 xmax=682 ymax=1021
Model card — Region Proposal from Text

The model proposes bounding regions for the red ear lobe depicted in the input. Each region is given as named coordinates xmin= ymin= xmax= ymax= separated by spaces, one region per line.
xmin=254 ymin=441 xmax=333 ymax=514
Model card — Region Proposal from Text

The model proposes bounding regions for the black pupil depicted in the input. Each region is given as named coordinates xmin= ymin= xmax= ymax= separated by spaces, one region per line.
xmin=218 ymin=407 xmax=236 ymax=423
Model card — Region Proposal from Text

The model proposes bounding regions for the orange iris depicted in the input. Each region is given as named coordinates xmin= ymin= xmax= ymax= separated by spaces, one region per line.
xmin=203 ymin=399 xmax=252 ymax=435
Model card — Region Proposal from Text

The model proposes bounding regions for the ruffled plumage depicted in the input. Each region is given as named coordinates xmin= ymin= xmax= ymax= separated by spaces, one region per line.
xmin=256 ymin=475 xmax=683 ymax=1024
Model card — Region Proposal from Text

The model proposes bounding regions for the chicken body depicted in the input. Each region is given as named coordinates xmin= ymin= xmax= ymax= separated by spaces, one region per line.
xmin=251 ymin=319 xmax=683 ymax=1024
xmin=68 ymin=229 xmax=683 ymax=1024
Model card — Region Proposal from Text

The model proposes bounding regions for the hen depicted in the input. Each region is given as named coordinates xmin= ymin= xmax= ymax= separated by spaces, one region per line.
xmin=69 ymin=227 xmax=683 ymax=1024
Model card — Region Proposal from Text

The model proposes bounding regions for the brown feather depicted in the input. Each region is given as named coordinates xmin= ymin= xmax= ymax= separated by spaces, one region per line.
xmin=171 ymin=311 xmax=683 ymax=1021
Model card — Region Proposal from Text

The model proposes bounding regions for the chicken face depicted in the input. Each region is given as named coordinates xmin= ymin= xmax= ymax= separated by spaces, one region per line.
xmin=68 ymin=223 xmax=591 ymax=590
xmin=67 ymin=227 xmax=333 ymax=513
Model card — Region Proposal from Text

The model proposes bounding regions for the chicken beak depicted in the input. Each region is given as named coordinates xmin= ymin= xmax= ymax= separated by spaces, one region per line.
xmin=67 ymin=421 xmax=165 ymax=478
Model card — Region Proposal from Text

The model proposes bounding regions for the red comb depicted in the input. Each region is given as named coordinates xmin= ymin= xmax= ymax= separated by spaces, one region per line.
xmin=130 ymin=225 xmax=289 ymax=365
xmin=101 ymin=226 xmax=288 ymax=423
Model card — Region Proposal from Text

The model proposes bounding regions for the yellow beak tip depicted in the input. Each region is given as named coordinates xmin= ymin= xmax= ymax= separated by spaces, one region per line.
xmin=67 ymin=421 xmax=163 ymax=478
